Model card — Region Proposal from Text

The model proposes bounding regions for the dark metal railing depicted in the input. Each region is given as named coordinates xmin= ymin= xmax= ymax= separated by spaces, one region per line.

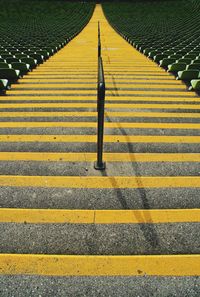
xmin=98 ymin=21 xmax=101 ymax=58
xmin=94 ymin=22 xmax=106 ymax=170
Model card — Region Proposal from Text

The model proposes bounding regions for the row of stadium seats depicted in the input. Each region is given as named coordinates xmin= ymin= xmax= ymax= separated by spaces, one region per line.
xmin=103 ymin=0 xmax=200 ymax=92
xmin=0 ymin=0 xmax=94 ymax=93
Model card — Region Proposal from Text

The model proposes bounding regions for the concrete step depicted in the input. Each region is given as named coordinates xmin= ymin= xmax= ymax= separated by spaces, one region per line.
xmin=0 ymin=161 xmax=199 ymax=176
xmin=0 ymin=187 xmax=199 ymax=210
xmin=0 ymin=208 xmax=199 ymax=254
xmin=0 ymin=274 xmax=199 ymax=297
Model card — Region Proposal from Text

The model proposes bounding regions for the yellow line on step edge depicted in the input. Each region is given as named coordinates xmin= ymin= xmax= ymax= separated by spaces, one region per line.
xmin=7 ymin=90 xmax=196 ymax=96
xmin=0 ymin=152 xmax=199 ymax=162
xmin=0 ymin=111 xmax=200 ymax=118
xmin=19 ymin=79 xmax=179 ymax=83
xmin=0 ymin=254 xmax=199 ymax=276
xmin=0 ymin=122 xmax=199 ymax=129
xmin=0 ymin=135 xmax=199 ymax=143
xmin=1 ymin=103 xmax=199 ymax=109
xmin=13 ymin=84 xmax=186 ymax=90
xmin=2 ymin=96 xmax=199 ymax=102
xmin=0 ymin=176 xmax=199 ymax=188
xmin=0 ymin=209 xmax=199 ymax=224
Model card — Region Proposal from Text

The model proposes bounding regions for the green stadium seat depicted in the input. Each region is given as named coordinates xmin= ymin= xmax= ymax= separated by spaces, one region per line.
xmin=29 ymin=54 xmax=44 ymax=64
xmin=148 ymin=50 xmax=161 ymax=58
xmin=178 ymin=58 xmax=193 ymax=64
xmin=159 ymin=58 xmax=176 ymax=67
xmin=37 ymin=50 xmax=50 ymax=59
xmin=168 ymin=63 xmax=187 ymax=73
xmin=5 ymin=58 xmax=20 ymax=63
xmin=15 ymin=54 xmax=28 ymax=59
xmin=11 ymin=62 xmax=30 ymax=75
xmin=177 ymin=70 xmax=200 ymax=80
xmin=193 ymin=59 xmax=200 ymax=64
xmin=187 ymin=64 xmax=200 ymax=70
xmin=184 ymin=54 xmax=198 ymax=60
xmin=0 ymin=79 xmax=8 ymax=91
xmin=190 ymin=79 xmax=200 ymax=90
xmin=169 ymin=54 xmax=183 ymax=60
xmin=20 ymin=57 xmax=37 ymax=69
xmin=0 ymin=62 xmax=11 ymax=69
xmin=0 ymin=54 xmax=12 ymax=59
xmin=153 ymin=54 xmax=168 ymax=63
xmin=0 ymin=68 xmax=20 ymax=81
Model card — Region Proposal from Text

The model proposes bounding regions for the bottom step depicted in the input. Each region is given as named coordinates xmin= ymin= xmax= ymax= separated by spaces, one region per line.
xmin=0 ymin=275 xmax=199 ymax=297
xmin=0 ymin=254 xmax=199 ymax=276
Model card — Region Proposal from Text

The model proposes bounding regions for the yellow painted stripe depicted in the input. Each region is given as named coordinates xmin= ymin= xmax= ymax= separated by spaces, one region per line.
xmin=3 ymin=96 xmax=198 ymax=102
xmin=25 ymin=75 xmax=173 ymax=79
xmin=14 ymin=84 xmax=97 ymax=89
xmin=7 ymin=90 xmax=195 ymax=96
xmin=0 ymin=152 xmax=200 ymax=162
xmin=39 ymin=68 xmax=163 ymax=71
xmin=1 ymin=103 xmax=199 ymax=109
xmin=0 ymin=135 xmax=199 ymax=143
xmin=0 ymin=111 xmax=199 ymax=118
xmin=0 ymin=254 xmax=199 ymax=276
xmin=0 ymin=175 xmax=199 ymax=188
xmin=13 ymin=83 xmax=186 ymax=90
xmin=0 ymin=208 xmax=199 ymax=224
xmin=0 ymin=122 xmax=199 ymax=129
xmin=2 ymin=97 xmax=196 ymax=103
xmin=20 ymin=79 xmax=178 ymax=83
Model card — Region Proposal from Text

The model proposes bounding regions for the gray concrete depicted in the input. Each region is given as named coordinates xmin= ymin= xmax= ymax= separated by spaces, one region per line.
xmin=0 ymin=187 xmax=199 ymax=209
xmin=0 ymin=116 xmax=200 ymax=123
xmin=0 ymin=142 xmax=200 ymax=153
xmin=0 ymin=275 xmax=199 ymax=297
xmin=0 ymin=223 xmax=199 ymax=255
xmin=0 ymin=161 xmax=199 ymax=176
xmin=0 ymin=127 xmax=199 ymax=135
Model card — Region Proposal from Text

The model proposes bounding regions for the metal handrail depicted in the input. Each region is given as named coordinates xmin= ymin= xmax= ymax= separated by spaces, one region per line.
xmin=98 ymin=21 xmax=101 ymax=58
xmin=94 ymin=22 xmax=106 ymax=170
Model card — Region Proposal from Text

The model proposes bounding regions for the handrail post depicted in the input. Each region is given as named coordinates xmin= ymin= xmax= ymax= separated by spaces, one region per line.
xmin=94 ymin=23 xmax=106 ymax=170
xmin=98 ymin=21 xmax=101 ymax=58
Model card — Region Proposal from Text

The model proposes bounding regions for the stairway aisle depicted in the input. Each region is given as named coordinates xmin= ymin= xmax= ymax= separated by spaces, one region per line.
xmin=0 ymin=4 xmax=200 ymax=296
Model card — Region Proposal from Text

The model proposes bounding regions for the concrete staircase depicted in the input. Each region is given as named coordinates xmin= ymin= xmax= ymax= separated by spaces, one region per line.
xmin=0 ymin=4 xmax=199 ymax=296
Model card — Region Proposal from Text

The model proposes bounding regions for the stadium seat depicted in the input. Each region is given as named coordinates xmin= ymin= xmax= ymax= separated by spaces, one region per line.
xmin=187 ymin=64 xmax=200 ymax=70
xmin=11 ymin=62 xmax=30 ymax=75
xmin=20 ymin=57 xmax=37 ymax=69
xmin=177 ymin=70 xmax=200 ymax=80
xmin=168 ymin=63 xmax=187 ymax=73
xmin=0 ymin=79 xmax=8 ymax=91
xmin=0 ymin=68 xmax=20 ymax=81
xmin=0 ymin=62 xmax=11 ymax=69
xmin=29 ymin=54 xmax=44 ymax=64
xmin=190 ymin=79 xmax=200 ymax=90
xmin=103 ymin=0 xmax=200 ymax=90
xmin=160 ymin=58 xmax=176 ymax=67
xmin=5 ymin=58 xmax=20 ymax=63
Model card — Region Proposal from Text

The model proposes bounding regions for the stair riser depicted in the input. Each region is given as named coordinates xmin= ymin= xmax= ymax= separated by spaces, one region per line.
xmin=0 ymin=142 xmax=199 ymax=153
xmin=0 ymin=161 xmax=199 ymax=176
xmin=0 ymin=223 xmax=199 ymax=255
xmin=0 ymin=275 xmax=199 ymax=297
xmin=0 ymin=188 xmax=199 ymax=209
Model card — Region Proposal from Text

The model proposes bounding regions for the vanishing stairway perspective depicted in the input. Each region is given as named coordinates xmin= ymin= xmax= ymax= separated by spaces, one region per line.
xmin=0 ymin=4 xmax=200 ymax=295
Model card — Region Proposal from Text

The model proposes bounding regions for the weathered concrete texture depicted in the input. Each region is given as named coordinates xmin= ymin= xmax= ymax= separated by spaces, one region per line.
xmin=0 ymin=161 xmax=199 ymax=176
xmin=0 ymin=116 xmax=199 ymax=123
xmin=0 ymin=142 xmax=199 ymax=152
xmin=0 ymin=187 xmax=199 ymax=209
xmin=0 ymin=222 xmax=199 ymax=255
xmin=0 ymin=275 xmax=199 ymax=297
xmin=0 ymin=127 xmax=199 ymax=135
